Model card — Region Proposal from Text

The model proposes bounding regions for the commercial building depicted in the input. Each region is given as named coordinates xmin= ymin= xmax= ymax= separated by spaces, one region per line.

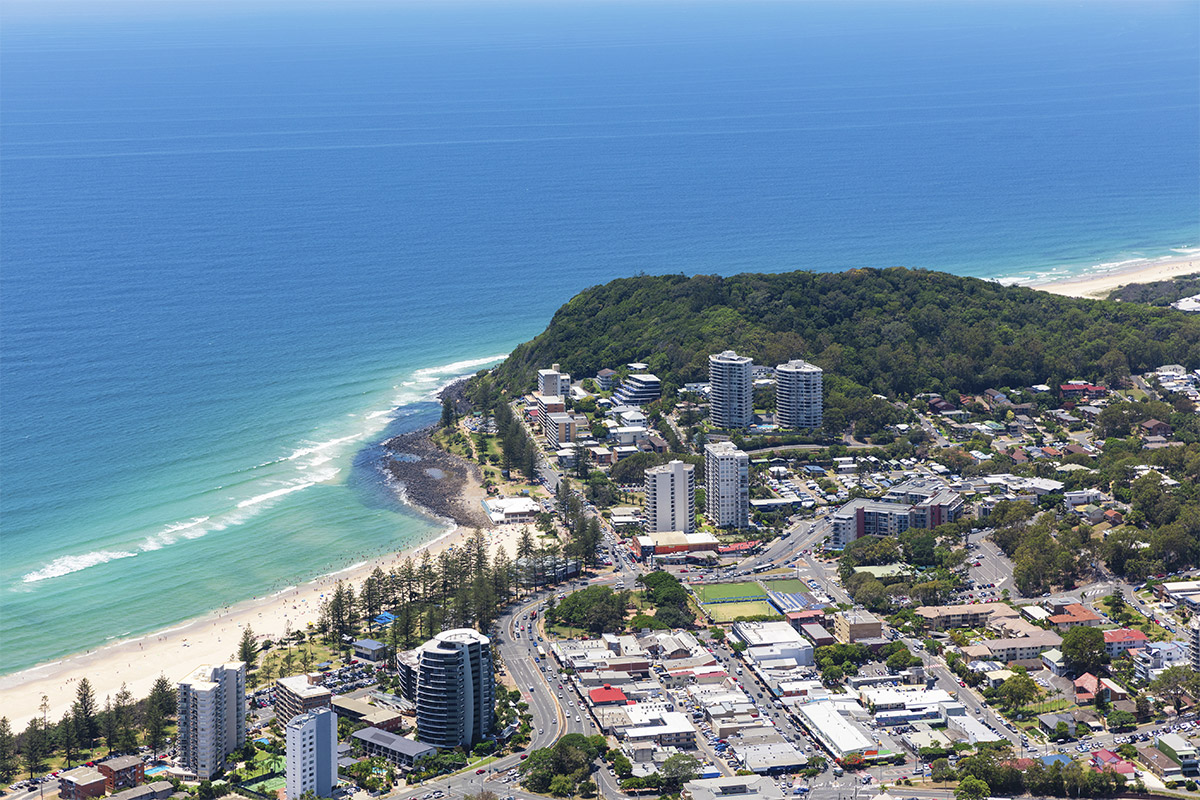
xmin=833 ymin=610 xmax=882 ymax=644
xmin=1157 ymin=733 xmax=1198 ymax=773
xmin=538 ymin=364 xmax=571 ymax=397
xmin=775 ymin=359 xmax=823 ymax=430
xmin=830 ymin=480 xmax=964 ymax=550
xmin=794 ymin=701 xmax=876 ymax=761
xmin=634 ymin=531 xmax=719 ymax=560
xmin=624 ymin=710 xmax=696 ymax=749
xmin=732 ymin=620 xmax=815 ymax=667
xmin=413 ymin=629 xmax=494 ymax=749
xmin=285 ymin=708 xmax=337 ymax=800
xmin=705 ymin=442 xmax=749 ymax=529
xmin=97 ymin=756 xmax=144 ymax=793
xmin=177 ymin=662 xmax=246 ymax=780
xmin=683 ymin=775 xmax=784 ymax=800
xmin=275 ymin=674 xmax=332 ymax=725
xmin=58 ymin=768 xmax=106 ymax=800
xmin=645 ymin=460 xmax=696 ymax=534
xmin=351 ymin=728 xmax=437 ymax=770
xmin=613 ymin=373 xmax=662 ymax=406
xmin=709 ymin=351 xmax=754 ymax=429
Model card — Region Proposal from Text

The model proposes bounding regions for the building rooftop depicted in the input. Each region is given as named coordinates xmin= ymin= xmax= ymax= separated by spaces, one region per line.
xmin=351 ymin=727 xmax=435 ymax=757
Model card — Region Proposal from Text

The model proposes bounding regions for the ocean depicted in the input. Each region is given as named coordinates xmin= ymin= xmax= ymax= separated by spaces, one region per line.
xmin=1 ymin=0 xmax=1197 ymax=675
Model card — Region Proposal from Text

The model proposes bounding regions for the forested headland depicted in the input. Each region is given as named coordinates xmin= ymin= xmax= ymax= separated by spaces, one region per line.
xmin=492 ymin=267 xmax=1200 ymax=401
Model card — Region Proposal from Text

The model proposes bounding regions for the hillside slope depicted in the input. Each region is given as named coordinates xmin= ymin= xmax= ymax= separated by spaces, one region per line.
xmin=493 ymin=268 xmax=1200 ymax=398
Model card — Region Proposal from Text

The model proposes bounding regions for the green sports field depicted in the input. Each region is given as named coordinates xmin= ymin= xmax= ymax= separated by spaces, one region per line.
xmin=693 ymin=581 xmax=767 ymax=603
xmin=704 ymin=600 xmax=781 ymax=622
xmin=761 ymin=578 xmax=808 ymax=593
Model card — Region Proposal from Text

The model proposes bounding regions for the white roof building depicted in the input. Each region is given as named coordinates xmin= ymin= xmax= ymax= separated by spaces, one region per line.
xmin=794 ymin=700 xmax=876 ymax=760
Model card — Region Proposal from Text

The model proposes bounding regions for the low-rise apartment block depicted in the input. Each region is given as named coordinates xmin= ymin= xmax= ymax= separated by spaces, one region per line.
xmin=276 ymin=674 xmax=333 ymax=724
xmin=833 ymin=610 xmax=882 ymax=643
xmin=915 ymin=602 xmax=1018 ymax=630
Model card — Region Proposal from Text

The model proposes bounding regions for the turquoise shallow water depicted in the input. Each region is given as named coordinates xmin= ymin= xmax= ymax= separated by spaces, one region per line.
xmin=1 ymin=0 xmax=1198 ymax=674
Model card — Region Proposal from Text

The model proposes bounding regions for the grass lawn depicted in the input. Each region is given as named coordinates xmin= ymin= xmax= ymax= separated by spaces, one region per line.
xmin=761 ymin=578 xmax=808 ymax=594
xmin=694 ymin=581 xmax=768 ymax=603
xmin=704 ymin=600 xmax=781 ymax=622
xmin=253 ymin=640 xmax=341 ymax=687
xmin=1020 ymin=698 xmax=1076 ymax=716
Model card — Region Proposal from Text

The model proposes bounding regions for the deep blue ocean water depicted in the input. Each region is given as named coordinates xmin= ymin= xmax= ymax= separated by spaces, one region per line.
xmin=2 ymin=0 xmax=1197 ymax=674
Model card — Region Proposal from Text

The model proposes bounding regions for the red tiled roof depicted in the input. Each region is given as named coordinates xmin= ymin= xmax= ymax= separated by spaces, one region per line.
xmin=1104 ymin=628 xmax=1148 ymax=644
xmin=589 ymin=684 xmax=628 ymax=705
xmin=1049 ymin=603 xmax=1102 ymax=624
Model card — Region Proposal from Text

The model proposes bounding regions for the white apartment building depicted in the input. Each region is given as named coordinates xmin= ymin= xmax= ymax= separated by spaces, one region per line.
xmin=705 ymin=441 xmax=749 ymax=529
xmin=537 ymin=364 xmax=571 ymax=397
xmin=644 ymin=460 xmax=695 ymax=534
xmin=285 ymin=708 xmax=337 ymax=800
xmin=1191 ymin=618 xmax=1200 ymax=672
xmin=177 ymin=662 xmax=246 ymax=780
xmin=709 ymin=350 xmax=754 ymax=429
xmin=775 ymin=359 xmax=823 ymax=430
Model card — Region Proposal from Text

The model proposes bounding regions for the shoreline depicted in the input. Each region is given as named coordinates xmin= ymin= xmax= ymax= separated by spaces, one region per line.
xmin=0 ymin=409 xmax=497 ymax=727
xmin=6 ymin=249 xmax=1199 ymax=725
xmin=1021 ymin=252 xmax=1198 ymax=299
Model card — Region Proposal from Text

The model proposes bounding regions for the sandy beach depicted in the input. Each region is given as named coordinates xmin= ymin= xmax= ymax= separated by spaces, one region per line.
xmin=1028 ymin=253 xmax=1198 ymax=299
xmin=0 ymin=516 xmax=532 ymax=727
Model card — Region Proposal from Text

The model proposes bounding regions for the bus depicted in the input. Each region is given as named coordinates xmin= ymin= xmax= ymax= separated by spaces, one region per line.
xmin=536 ymin=646 xmax=548 ymax=661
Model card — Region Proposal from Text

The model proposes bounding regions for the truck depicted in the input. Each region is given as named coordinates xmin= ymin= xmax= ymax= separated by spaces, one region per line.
xmin=832 ymin=766 xmax=843 ymax=777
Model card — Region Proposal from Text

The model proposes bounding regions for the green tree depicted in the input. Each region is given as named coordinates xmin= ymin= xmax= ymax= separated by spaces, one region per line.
xmin=660 ymin=753 xmax=701 ymax=789
xmin=440 ymin=396 xmax=457 ymax=429
xmin=1150 ymin=666 xmax=1200 ymax=712
xmin=74 ymin=678 xmax=99 ymax=749
xmin=931 ymin=757 xmax=955 ymax=784
xmin=1061 ymin=626 xmax=1106 ymax=674
xmin=1107 ymin=710 xmax=1137 ymax=732
xmin=57 ymin=710 xmax=79 ymax=767
xmin=955 ymin=775 xmax=990 ymax=800
xmin=0 ymin=718 xmax=16 ymax=783
xmin=998 ymin=672 xmax=1040 ymax=710
xmin=238 ymin=626 xmax=258 ymax=666
xmin=20 ymin=718 xmax=46 ymax=779
xmin=548 ymin=774 xmax=574 ymax=797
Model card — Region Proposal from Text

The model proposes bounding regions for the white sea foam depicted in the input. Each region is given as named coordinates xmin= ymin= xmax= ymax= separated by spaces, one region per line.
xmin=287 ymin=433 xmax=361 ymax=461
xmin=236 ymin=481 xmax=316 ymax=509
xmin=18 ymin=353 xmax=505 ymax=587
xmin=141 ymin=516 xmax=211 ymax=551
xmin=22 ymin=550 xmax=138 ymax=584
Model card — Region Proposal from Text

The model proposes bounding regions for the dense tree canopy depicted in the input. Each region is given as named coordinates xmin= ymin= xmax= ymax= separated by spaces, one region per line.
xmin=492 ymin=268 xmax=1200 ymax=400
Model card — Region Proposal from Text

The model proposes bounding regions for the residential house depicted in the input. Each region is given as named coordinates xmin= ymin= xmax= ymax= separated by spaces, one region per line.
xmin=1141 ymin=419 xmax=1173 ymax=438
